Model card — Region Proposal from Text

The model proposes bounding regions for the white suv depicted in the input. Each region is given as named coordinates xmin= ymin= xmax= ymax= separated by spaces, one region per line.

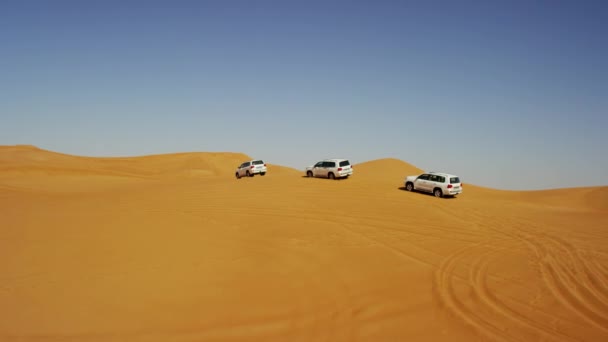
xmin=305 ymin=159 xmax=353 ymax=179
xmin=404 ymin=172 xmax=462 ymax=197
xmin=236 ymin=160 xmax=267 ymax=178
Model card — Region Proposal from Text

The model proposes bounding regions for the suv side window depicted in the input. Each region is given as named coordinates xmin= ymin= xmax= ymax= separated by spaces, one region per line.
xmin=418 ymin=174 xmax=429 ymax=180
xmin=325 ymin=162 xmax=336 ymax=168
xmin=314 ymin=162 xmax=323 ymax=167
xmin=429 ymin=175 xmax=437 ymax=182
xmin=244 ymin=162 xmax=250 ymax=167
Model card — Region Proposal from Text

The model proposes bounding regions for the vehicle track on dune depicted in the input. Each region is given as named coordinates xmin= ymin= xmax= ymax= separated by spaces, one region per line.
xmin=432 ymin=203 xmax=608 ymax=341
xmin=65 ymin=181 xmax=608 ymax=341
xmin=347 ymin=212 xmax=490 ymax=243
xmin=547 ymin=237 xmax=608 ymax=308
xmin=593 ymin=258 xmax=608 ymax=277
xmin=166 ymin=202 xmax=474 ymax=268
xmin=434 ymin=236 xmax=590 ymax=341
xmin=159 ymin=189 xmax=582 ymax=341
xmin=469 ymin=246 xmax=583 ymax=342
xmin=513 ymin=229 xmax=608 ymax=334
xmin=434 ymin=241 xmax=519 ymax=342
xmin=495 ymin=215 xmax=608 ymax=329
xmin=316 ymin=205 xmax=583 ymax=341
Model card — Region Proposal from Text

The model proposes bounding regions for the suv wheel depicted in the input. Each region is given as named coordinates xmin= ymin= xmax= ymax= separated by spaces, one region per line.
xmin=405 ymin=182 xmax=413 ymax=191
xmin=260 ymin=172 xmax=266 ymax=176
xmin=307 ymin=171 xmax=313 ymax=177
xmin=434 ymin=188 xmax=443 ymax=198
xmin=236 ymin=172 xmax=240 ymax=179
xmin=246 ymin=171 xmax=251 ymax=177
xmin=328 ymin=172 xmax=335 ymax=180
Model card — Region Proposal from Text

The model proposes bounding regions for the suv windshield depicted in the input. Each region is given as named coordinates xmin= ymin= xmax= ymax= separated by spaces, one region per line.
xmin=450 ymin=177 xmax=460 ymax=184
xmin=339 ymin=160 xmax=350 ymax=167
xmin=252 ymin=160 xmax=264 ymax=165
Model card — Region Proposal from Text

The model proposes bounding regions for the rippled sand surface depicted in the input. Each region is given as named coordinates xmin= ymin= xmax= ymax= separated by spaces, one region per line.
xmin=2 ymin=145 xmax=607 ymax=341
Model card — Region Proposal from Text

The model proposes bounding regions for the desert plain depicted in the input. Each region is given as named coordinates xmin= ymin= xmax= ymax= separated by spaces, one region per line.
xmin=1 ymin=144 xmax=607 ymax=342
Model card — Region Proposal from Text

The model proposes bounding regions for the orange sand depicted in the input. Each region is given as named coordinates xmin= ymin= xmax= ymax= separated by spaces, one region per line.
xmin=1 ymin=145 xmax=607 ymax=341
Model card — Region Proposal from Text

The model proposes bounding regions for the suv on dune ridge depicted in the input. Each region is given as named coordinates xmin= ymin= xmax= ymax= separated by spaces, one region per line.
xmin=236 ymin=160 xmax=267 ymax=178
xmin=306 ymin=159 xmax=353 ymax=179
xmin=404 ymin=172 xmax=462 ymax=198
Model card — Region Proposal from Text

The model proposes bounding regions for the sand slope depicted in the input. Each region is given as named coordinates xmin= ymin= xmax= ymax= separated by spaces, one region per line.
xmin=1 ymin=145 xmax=607 ymax=342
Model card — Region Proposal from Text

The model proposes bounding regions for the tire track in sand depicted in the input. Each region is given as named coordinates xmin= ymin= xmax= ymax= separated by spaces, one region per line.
xmin=435 ymin=239 xmax=587 ymax=342
xmin=469 ymin=246 xmax=581 ymax=342
xmin=515 ymin=230 xmax=608 ymax=333
xmin=434 ymin=241 xmax=520 ymax=342
xmin=436 ymin=202 xmax=608 ymax=338
xmin=547 ymin=236 xmax=608 ymax=309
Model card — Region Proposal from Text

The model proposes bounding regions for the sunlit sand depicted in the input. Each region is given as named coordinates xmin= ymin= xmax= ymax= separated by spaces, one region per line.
xmin=1 ymin=145 xmax=607 ymax=341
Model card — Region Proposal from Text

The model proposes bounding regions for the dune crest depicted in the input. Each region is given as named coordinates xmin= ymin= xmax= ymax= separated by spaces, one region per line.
xmin=352 ymin=157 xmax=423 ymax=182
xmin=0 ymin=145 xmax=254 ymax=179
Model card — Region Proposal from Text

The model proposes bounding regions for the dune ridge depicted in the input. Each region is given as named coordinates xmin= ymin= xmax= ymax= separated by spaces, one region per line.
xmin=1 ymin=145 xmax=607 ymax=341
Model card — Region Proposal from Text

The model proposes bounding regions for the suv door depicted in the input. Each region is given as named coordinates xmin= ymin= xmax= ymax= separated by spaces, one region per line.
xmin=312 ymin=161 xmax=324 ymax=177
xmin=436 ymin=175 xmax=446 ymax=189
xmin=242 ymin=162 xmax=251 ymax=176
xmin=324 ymin=161 xmax=336 ymax=178
xmin=316 ymin=161 xmax=328 ymax=178
xmin=415 ymin=174 xmax=430 ymax=192
xmin=428 ymin=175 xmax=440 ymax=192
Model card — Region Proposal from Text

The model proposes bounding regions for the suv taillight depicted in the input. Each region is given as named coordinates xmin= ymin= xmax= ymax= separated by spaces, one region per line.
xmin=264 ymin=164 xmax=266 ymax=166
xmin=447 ymin=184 xmax=453 ymax=189
xmin=461 ymin=183 xmax=463 ymax=187
xmin=338 ymin=167 xmax=343 ymax=171
xmin=250 ymin=165 xmax=255 ymax=169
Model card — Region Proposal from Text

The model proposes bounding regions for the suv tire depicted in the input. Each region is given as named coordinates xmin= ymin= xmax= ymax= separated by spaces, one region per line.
xmin=434 ymin=188 xmax=443 ymax=198
xmin=328 ymin=172 xmax=335 ymax=180
xmin=405 ymin=182 xmax=413 ymax=191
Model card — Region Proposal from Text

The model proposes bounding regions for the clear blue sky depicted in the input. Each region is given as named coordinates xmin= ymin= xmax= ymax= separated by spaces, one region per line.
xmin=1 ymin=0 xmax=606 ymax=190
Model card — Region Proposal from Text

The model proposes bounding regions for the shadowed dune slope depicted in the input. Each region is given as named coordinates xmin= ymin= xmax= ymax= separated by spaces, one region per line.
xmin=1 ymin=146 xmax=608 ymax=342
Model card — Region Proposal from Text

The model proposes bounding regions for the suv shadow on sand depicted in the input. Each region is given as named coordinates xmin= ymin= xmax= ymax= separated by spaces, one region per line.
xmin=302 ymin=175 xmax=349 ymax=180
xmin=397 ymin=186 xmax=458 ymax=199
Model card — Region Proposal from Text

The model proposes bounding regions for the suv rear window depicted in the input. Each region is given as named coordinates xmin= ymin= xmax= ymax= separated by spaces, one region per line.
xmin=339 ymin=160 xmax=350 ymax=167
xmin=450 ymin=177 xmax=460 ymax=184
xmin=252 ymin=160 xmax=264 ymax=165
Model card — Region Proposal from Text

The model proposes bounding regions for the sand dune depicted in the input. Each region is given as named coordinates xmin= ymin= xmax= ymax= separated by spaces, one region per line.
xmin=1 ymin=145 xmax=607 ymax=342
xmin=350 ymin=158 xmax=423 ymax=182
